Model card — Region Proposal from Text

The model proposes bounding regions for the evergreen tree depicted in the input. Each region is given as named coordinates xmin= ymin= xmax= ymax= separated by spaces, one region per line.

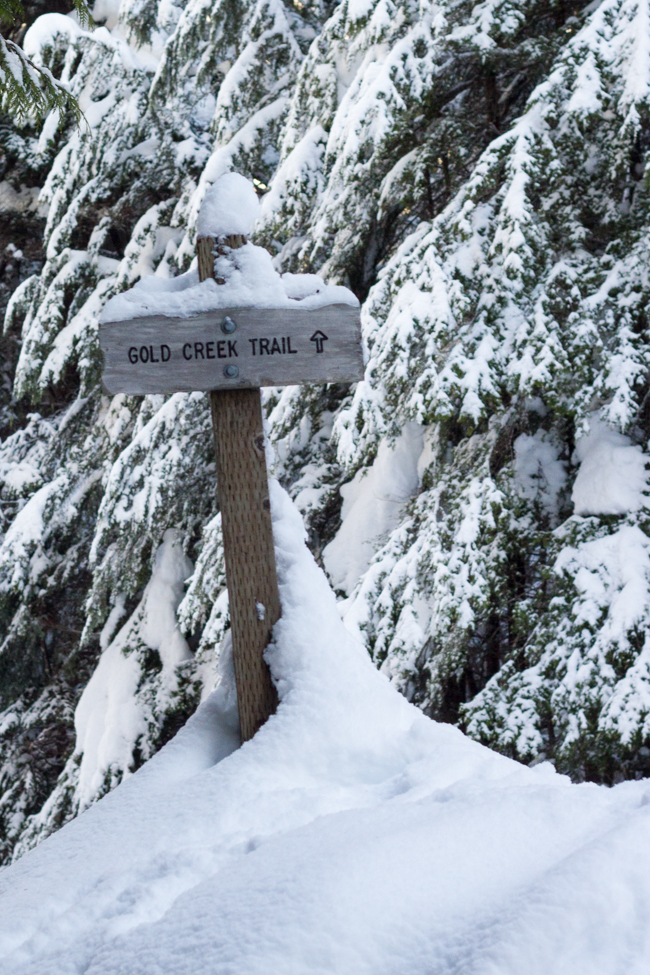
xmin=1 ymin=0 xmax=650 ymax=863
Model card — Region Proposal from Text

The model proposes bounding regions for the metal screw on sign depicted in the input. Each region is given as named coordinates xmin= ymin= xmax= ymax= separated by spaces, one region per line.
xmin=98 ymin=175 xmax=363 ymax=743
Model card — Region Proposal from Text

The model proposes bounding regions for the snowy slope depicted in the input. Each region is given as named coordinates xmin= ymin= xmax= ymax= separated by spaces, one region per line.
xmin=0 ymin=485 xmax=648 ymax=975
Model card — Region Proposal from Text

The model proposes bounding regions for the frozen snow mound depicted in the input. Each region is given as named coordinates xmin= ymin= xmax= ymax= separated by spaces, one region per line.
xmin=572 ymin=418 xmax=649 ymax=516
xmin=0 ymin=485 xmax=648 ymax=975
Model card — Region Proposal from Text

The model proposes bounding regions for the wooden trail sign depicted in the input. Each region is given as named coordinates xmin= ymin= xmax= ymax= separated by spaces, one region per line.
xmin=99 ymin=304 xmax=362 ymax=395
xmin=99 ymin=230 xmax=363 ymax=742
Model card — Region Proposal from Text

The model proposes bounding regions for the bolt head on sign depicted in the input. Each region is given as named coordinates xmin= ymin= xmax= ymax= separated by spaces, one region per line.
xmin=98 ymin=184 xmax=363 ymax=395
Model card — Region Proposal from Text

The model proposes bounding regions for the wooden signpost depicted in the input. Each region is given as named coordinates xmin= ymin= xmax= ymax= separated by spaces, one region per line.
xmin=99 ymin=230 xmax=363 ymax=742
xmin=100 ymin=304 xmax=362 ymax=395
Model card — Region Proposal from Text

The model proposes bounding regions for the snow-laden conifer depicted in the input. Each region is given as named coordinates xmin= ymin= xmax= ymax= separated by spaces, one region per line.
xmin=2 ymin=0 xmax=650 ymax=863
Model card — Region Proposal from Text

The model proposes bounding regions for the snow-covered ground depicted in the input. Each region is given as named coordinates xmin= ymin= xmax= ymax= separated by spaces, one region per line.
xmin=0 ymin=483 xmax=647 ymax=975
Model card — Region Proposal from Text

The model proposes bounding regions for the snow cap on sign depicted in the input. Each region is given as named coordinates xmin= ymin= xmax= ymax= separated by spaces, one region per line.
xmin=197 ymin=173 xmax=261 ymax=239
xmin=281 ymin=272 xmax=325 ymax=300
xmin=100 ymin=250 xmax=359 ymax=321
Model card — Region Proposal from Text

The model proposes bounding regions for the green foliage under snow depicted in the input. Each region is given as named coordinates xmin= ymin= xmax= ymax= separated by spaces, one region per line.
xmin=1 ymin=0 xmax=650 ymax=862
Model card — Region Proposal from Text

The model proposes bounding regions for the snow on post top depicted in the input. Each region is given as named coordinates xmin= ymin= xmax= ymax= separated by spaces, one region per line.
xmin=100 ymin=170 xmax=359 ymax=322
xmin=197 ymin=173 xmax=261 ymax=239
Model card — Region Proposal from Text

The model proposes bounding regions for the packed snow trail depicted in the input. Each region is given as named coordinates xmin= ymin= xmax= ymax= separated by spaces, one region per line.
xmin=0 ymin=485 xmax=648 ymax=974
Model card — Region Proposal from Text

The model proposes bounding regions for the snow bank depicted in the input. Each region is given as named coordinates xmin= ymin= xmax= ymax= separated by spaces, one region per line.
xmin=0 ymin=485 xmax=649 ymax=974
xmin=572 ymin=418 xmax=649 ymax=516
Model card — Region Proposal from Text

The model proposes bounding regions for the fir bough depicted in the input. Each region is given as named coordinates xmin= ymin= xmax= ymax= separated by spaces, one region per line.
xmin=0 ymin=0 xmax=92 ymax=122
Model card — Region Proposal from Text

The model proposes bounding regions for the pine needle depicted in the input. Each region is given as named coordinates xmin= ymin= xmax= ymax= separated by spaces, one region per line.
xmin=0 ymin=0 xmax=93 ymax=122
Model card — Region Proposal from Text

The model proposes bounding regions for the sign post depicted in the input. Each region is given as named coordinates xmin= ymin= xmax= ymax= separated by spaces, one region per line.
xmin=198 ymin=233 xmax=280 ymax=742
xmin=100 ymin=229 xmax=363 ymax=743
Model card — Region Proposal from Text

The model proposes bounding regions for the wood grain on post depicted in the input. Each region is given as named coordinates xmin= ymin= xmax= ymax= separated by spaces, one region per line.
xmin=198 ymin=234 xmax=279 ymax=741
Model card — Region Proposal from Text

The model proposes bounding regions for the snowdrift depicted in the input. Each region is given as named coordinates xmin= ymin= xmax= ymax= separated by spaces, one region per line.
xmin=0 ymin=485 xmax=647 ymax=974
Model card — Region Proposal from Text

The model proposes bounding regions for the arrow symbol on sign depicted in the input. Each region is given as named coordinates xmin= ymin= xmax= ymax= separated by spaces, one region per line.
xmin=310 ymin=330 xmax=329 ymax=353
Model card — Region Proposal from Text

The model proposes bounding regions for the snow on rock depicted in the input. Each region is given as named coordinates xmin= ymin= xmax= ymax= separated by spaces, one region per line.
xmin=323 ymin=423 xmax=424 ymax=594
xmin=572 ymin=418 xmax=649 ymax=517
xmin=196 ymin=172 xmax=261 ymax=239
xmin=0 ymin=485 xmax=649 ymax=974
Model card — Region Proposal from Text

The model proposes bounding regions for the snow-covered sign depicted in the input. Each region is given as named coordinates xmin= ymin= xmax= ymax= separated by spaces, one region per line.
xmin=97 ymin=173 xmax=364 ymax=744
xmin=99 ymin=174 xmax=362 ymax=395
xmin=99 ymin=305 xmax=362 ymax=395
